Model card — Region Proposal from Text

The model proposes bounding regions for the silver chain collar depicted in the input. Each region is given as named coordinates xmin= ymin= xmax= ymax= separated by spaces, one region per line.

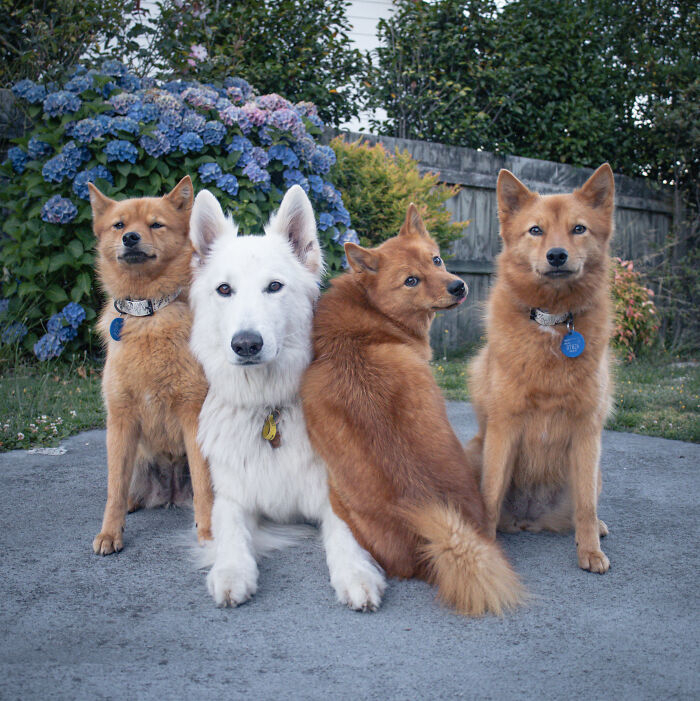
xmin=113 ymin=288 xmax=182 ymax=317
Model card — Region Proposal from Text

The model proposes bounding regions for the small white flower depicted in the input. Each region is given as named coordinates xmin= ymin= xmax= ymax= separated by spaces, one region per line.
xmin=190 ymin=43 xmax=208 ymax=61
xmin=17 ymin=432 xmax=24 ymax=440
xmin=69 ymin=410 xmax=77 ymax=417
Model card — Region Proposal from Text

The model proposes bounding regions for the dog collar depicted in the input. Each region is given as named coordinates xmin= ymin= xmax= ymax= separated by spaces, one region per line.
xmin=113 ymin=289 xmax=182 ymax=317
xmin=529 ymin=308 xmax=572 ymax=327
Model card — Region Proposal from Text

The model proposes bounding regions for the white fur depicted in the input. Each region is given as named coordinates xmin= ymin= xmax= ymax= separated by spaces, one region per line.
xmin=189 ymin=186 xmax=385 ymax=610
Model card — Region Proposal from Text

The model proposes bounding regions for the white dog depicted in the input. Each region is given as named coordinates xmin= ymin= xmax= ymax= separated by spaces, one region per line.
xmin=188 ymin=185 xmax=386 ymax=610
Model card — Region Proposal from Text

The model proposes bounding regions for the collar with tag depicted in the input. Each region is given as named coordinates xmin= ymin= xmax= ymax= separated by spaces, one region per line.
xmin=529 ymin=308 xmax=572 ymax=327
xmin=113 ymin=288 xmax=182 ymax=317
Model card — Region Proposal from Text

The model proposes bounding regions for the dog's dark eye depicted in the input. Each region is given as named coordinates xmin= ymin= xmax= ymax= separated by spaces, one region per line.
xmin=529 ymin=226 xmax=543 ymax=236
xmin=114 ymin=222 xmax=124 ymax=230
xmin=573 ymin=224 xmax=586 ymax=235
xmin=404 ymin=276 xmax=420 ymax=287
xmin=216 ymin=283 xmax=232 ymax=297
xmin=267 ymin=281 xmax=284 ymax=293
xmin=150 ymin=222 xmax=163 ymax=229
xmin=433 ymin=256 xmax=442 ymax=266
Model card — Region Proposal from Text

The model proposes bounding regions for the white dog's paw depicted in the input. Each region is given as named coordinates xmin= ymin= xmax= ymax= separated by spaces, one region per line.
xmin=207 ymin=566 xmax=258 ymax=607
xmin=331 ymin=560 xmax=386 ymax=612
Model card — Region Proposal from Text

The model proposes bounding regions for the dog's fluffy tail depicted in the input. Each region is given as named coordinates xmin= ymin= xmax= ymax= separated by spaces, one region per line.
xmin=183 ymin=521 xmax=314 ymax=570
xmin=402 ymin=501 xmax=524 ymax=616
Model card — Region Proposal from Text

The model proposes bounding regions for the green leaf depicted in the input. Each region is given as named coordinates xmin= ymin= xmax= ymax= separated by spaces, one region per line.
xmin=46 ymin=284 xmax=69 ymax=303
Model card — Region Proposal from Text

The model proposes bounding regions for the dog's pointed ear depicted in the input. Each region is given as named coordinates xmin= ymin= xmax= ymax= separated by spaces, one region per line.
xmin=399 ymin=203 xmax=430 ymax=239
xmin=497 ymin=170 xmax=535 ymax=218
xmin=345 ymin=242 xmax=378 ymax=274
xmin=87 ymin=182 xmax=115 ymax=224
xmin=576 ymin=163 xmax=615 ymax=210
xmin=165 ymin=175 xmax=194 ymax=211
xmin=190 ymin=190 xmax=229 ymax=259
xmin=269 ymin=185 xmax=322 ymax=276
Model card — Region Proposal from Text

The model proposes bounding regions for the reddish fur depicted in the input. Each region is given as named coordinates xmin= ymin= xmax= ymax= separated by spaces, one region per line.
xmin=467 ymin=165 xmax=615 ymax=574
xmin=301 ymin=205 xmax=523 ymax=615
xmin=90 ymin=177 xmax=213 ymax=555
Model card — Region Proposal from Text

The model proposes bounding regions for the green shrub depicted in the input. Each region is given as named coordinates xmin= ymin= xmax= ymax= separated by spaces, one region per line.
xmin=611 ymin=257 xmax=659 ymax=361
xmin=329 ymin=137 xmax=468 ymax=250
xmin=1 ymin=64 xmax=354 ymax=359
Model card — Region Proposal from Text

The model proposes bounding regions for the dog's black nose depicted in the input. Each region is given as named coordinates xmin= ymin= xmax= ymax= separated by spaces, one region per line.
xmin=231 ymin=330 xmax=264 ymax=357
xmin=122 ymin=231 xmax=141 ymax=248
xmin=447 ymin=279 xmax=466 ymax=298
xmin=546 ymin=247 xmax=568 ymax=267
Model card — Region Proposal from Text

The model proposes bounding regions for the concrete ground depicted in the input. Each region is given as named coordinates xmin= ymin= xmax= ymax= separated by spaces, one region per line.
xmin=1 ymin=402 xmax=698 ymax=700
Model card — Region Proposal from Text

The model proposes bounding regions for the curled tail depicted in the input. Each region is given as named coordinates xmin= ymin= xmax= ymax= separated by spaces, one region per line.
xmin=402 ymin=501 xmax=524 ymax=616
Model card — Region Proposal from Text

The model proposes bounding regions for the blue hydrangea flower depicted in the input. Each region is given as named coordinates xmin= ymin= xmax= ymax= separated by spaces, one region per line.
xmin=159 ymin=110 xmax=183 ymax=129
xmin=95 ymin=114 xmax=113 ymax=131
xmin=101 ymin=81 xmax=117 ymax=99
xmin=198 ymin=162 xmax=223 ymax=184
xmin=34 ymin=333 xmax=64 ymax=360
xmin=27 ymin=137 xmax=53 ymax=160
xmin=108 ymin=116 xmax=139 ymax=136
xmin=139 ymin=130 xmax=171 ymax=158
xmin=242 ymin=162 xmax=271 ymax=191
xmin=318 ymin=212 xmax=334 ymax=231
xmin=12 ymin=79 xmax=46 ymax=104
xmin=332 ymin=205 xmax=352 ymax=227
xmin=62 ymin=302 xmax=86 ymax=328
xmin=1 ymin=322 xmax=28 ymax=345
xmin=101 ymin=60 xmax=128 ymax=77
xmin=43 ymin=90 xmax=82 ymax=117
xmin=226 ymin=135 xmax=253 ymax=155
xmin=47 ymin=313 xmax=65 ymax=334
xmin=65 ymin=73 xmax=94 ymax=94
xmin=338 ymin=228 xmax=360 ymax=246
xmin=104 ymin=140 xmax=138 ymax=163
xmin=321 ymin=182 xmax=343 ymax=207
xmin=69 ymin=64 xmax=88 ymax=77
xmin=62 ymin=141 xmax=90 ymax=169
xmin=7 ymin=147 xmax=29 ymax=173
xmin=57 ymin=325 xmax=78 ymax=343
xmin=223 ymin=76 xmax=253 ymax=100
xmin=41 ymin=195 xmax=78 ymax=224
xmin=308 ymin=175 xmax=324 ymax=194
xmin=251 ymin=147 xmax=269 ymax=168
xmin=110 ymin=92 xmax=141 ymax=114
xmin=293 ymin=136 xmax=316 ymax=162
xmin=128 ymin=102 xmax=159 ymax=123
xmin=283 ymin=169 xmax=309 ymax=191
xmin=216 ymin=174 xmax=239 ymax=197
xmin=310 ymin=145 xmax=336 ymax=174
xmin=177 ymin=131 xmax=204 ymax=154
xmin=268 ymin=108 xmax=304 ymax=136
xmin=201 ymin=121 xmax=226 ymax=146
xmin=268 ymin=145 xmax=299 ymax=169
xmin=42 ymin=153 xmax=79 ymax=183
xmin=71 ymin=118 xmax=105 ymax=144
xmin=257 ymin=125 xmax=273 ymax=146
xmin=181 ymin=112 xmax=206 ymax=133
xmin=118 ymin=74 xmax=142 ymax=92
xmin=307 ymin=114 xmax=324 ymax=128
xmin=73 ymin=166 xmax=113 ymax=200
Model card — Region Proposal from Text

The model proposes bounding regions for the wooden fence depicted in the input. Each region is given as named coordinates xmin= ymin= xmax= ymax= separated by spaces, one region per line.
xmin=334 ymin=132 xmax=673 ymax=352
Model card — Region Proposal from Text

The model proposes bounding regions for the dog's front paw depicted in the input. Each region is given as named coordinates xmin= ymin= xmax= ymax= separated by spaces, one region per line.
xmin=331 ymin=561 xmax=386 ymax=612
xmin=207 ymin=566 xmax=258 ymax=607
xmin=578 ymin=547 xmax=610 ymax=574
xmin=93 ymin=531 xmax=123 ymax=555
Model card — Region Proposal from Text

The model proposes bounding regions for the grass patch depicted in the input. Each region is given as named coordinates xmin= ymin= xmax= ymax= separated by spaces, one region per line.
xmin=0 ymin=358 xmax=105 ymax=452
xmin=432 ymin=350 xmax=700 ymax=443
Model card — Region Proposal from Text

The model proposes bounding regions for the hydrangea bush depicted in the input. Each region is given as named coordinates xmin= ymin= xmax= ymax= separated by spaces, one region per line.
xmin=1 ymin=62 xmax=357 ymax=358
xmin=611 ymin=258 xmax=659 ymax=361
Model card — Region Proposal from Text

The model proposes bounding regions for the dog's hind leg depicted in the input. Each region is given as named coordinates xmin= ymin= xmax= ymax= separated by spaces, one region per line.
xmin=207 ymin=496 xmax=258 ymax=607
xmin=321 ymin=504 xmax=386 ymax=612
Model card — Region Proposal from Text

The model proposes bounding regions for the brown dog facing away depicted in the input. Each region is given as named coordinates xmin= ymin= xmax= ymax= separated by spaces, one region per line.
xmin=301 ymin=205 xmax=523 ymax=616
xmin=89 ymin=176 xmax=213 ymax=555
xmin=467 ymin=164 xmax=615 ymax=574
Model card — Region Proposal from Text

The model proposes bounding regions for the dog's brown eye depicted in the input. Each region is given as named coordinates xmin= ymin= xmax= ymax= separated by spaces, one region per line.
xmin=433 ymin=256 xmax=442 ymax=266
xmin=404 ymin=276 xmax=419 ymax=287
xmin=529 ymin=226 xmax=543 ymax=236
xmin=216 ymin=283 xmax=232 ymax=297
xmin=114 ymin=222 xmax=124 ymax=229
xmin=267 ymin=281 xmax=283 ymax=293
xmin=573 ymin=224 xmax=586 ymax=235
xmin=151 ymin=222 xmax=163 ymax=229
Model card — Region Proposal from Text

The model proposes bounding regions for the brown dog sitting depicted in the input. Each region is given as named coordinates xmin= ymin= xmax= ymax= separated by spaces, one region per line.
xmin=467 ymin=165 xmax=615 ymax=574
xmin=89 ymin=176 xmax=213 ymax=555
xmin=301 ymin=205 xmax=523 ymax=615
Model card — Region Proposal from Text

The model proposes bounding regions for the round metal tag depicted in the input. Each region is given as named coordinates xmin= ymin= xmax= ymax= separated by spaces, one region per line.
xmin=561 ymin=331 xmax=585 ymax=358
xmin=109 ymin=317 xmax=124 ymax=342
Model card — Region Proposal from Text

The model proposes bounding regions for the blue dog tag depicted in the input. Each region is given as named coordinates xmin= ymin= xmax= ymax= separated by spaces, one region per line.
xmin=110 ymin=317 xmax=124 ymax=341
xmin=561 ymin=331 xmax=585 ymax=357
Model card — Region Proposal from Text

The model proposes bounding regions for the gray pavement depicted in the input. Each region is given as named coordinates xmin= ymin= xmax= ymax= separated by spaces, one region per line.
xmin=1 ymin=402 xmax=698 ymax=700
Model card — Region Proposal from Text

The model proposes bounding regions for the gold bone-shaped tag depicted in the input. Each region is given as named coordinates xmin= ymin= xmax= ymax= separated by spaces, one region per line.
xmin=262 ymin=412 xmax=282 ymax=448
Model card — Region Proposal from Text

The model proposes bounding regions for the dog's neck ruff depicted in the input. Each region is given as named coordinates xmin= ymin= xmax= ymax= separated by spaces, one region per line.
xmin=529 ymin=308 xmax=572 ymax=327
xmin=113 ymin=289 xmax=182 ymax=317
